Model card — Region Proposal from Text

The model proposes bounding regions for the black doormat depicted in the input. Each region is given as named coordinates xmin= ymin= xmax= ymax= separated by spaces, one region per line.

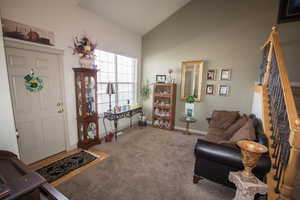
xmin=36 ymin=151 xmax=97 ymax=183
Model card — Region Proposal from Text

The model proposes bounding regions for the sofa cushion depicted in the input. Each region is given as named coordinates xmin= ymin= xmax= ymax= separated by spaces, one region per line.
xmin=205 ymin=127 xmax=227 ymax=141
xmin=207 ymin=127 xmax=224 ymax=136
xmin=229 ymin=119 xmax=256 ymax=143
xmin=210 ymin=111 xmax=240 ymax=130
xmin=205 ymin=133 xmax=225 ymax=143
xmin=223 ymin=115 xmax=248 ymax=140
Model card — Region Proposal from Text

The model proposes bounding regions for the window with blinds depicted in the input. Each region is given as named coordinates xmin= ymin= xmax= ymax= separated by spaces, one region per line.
xmin=95 ymin=50 xmax=137 ymax=114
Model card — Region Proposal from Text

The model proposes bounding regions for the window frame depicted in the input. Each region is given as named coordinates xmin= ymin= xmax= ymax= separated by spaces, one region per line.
xmin=95 ymin=50 xmax=137 ymax=115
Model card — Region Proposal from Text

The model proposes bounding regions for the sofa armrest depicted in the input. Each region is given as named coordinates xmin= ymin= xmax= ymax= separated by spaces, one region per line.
xmin=194 ymin=138 xmax=271 ymax=173
xmin=195 ymin=138 xmax=242 ymax=167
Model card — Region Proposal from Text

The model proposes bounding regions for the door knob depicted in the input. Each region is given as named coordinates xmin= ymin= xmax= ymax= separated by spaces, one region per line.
xmin=57 ymin=102 xmax=64 ymax=113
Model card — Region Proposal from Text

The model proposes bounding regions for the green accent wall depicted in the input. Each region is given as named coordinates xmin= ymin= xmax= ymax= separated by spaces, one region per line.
xmin=142 ymin=0 xmax=300 ymax=132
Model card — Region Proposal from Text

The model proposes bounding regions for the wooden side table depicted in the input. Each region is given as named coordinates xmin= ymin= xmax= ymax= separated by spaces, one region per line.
xmin=228 ymin=171 xmax=267 ymax=200
xmin=180 ymin=117 xmax=197 ymax=135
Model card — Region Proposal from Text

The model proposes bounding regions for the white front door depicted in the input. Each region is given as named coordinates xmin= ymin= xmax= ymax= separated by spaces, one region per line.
xmin=6 ymin=46 xmax=66 ymax=164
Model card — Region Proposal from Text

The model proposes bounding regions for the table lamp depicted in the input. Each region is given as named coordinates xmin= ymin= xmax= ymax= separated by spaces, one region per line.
xmin=106 ymin=82 xmax=115 ymax=112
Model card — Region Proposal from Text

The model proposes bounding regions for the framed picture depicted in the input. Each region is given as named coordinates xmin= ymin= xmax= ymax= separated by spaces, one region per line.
xmin=220 ymin=68 xmax=232 ymax=81
xmin=218 ymin=85 xmax=230 ymax=96
xmin=1 ymin=18 xmax=55 ymax=46
xmin=278 ymin=0 xmax=300 ymax=24
xmin=156 ymin=75 xmax=167 ymax=83
xmin=207 ymin=69 xmax=216 ymax=80
xmin=205 ymin=84 xmax=215 ymax=95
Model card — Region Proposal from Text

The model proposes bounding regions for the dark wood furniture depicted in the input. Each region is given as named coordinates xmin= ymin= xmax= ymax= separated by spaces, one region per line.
xmin=152 ymin=83 xmax=176 ymax=130
xmin=0 ymin=150 xmax=69 ymax=200
xmin=73 ymin=68 xmax=101 ymax=149
xmin=103 ymin=107 xmax=143 ymax=141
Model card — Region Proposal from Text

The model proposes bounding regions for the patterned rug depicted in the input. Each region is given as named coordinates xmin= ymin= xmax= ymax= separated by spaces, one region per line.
xmin=36 ymin=151 xmax=97 ymax=183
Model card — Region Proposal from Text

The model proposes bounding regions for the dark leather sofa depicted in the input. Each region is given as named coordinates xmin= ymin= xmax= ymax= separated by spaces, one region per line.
xmin=193 ymin=114 xmax=271 ymax=188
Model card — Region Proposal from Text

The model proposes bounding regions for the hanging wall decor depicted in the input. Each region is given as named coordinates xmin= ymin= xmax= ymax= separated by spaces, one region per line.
xmin=24 ymin=69 xmax=44 ymax=92
xmin=278 ymin=0 xmax=300 ymax=23
xmin=2 ymin=18 xmax=55 ymax=46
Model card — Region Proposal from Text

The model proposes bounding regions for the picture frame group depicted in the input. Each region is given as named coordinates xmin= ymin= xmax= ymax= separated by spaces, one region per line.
xmin=206 ymin=68 xmax=231 ymax=81
xmin=205 ymin=68 xmax=232 ymax=96
xmin=205 ymin=84 xmax=230 ymax=96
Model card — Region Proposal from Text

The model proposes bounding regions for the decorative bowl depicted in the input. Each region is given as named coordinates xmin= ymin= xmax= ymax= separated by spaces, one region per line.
xmin=237 ymin=140 xmax=268 ymax=178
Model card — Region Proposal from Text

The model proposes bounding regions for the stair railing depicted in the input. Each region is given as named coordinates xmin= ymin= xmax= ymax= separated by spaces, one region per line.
xmin=260 ymin=26 xmax=300 ymax=200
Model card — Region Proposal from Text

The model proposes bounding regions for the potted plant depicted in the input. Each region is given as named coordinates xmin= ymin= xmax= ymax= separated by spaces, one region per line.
xmin=185 ymin=94 xmax=197 ymax=119
xmin=139 ymin=80 xmax=151 ymax=126
xmin=73 ymin=35 xmax=97 ymax=68
xmin=140 ymin=80 xmax=151 ymax=101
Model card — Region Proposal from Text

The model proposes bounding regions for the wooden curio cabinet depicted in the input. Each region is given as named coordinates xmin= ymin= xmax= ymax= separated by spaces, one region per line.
xmin=152 ymin=83 xmax=177 ymax=130
xmin=73 ymin=68 xmax=101 ymax=149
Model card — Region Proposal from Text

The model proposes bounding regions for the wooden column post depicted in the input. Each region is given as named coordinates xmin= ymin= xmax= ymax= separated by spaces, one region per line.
xmin=263 ymin=43 xmax=273 ymax=86
xmin=278 ymin=119 xmax=300 ymax=200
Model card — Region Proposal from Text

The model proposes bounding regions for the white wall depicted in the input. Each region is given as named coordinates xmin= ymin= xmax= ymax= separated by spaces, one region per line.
xmin=0 ymin=0 xmax=142 ymax=150
xmin=251 ymin=89 xmax=263 ymax=120
xmin=0 ymin=18 xmax=19 ymax=156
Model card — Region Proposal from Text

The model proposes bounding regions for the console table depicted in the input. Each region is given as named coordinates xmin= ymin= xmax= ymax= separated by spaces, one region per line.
xmin=103 ymin=107 xmax=143 ymax=141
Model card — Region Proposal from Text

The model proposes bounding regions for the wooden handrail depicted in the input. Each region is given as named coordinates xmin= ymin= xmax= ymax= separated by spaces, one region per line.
xmin=270 ymin=29 xmax=298 ymax=132
xmin=261 ymin=26 xmax=300 ymax=200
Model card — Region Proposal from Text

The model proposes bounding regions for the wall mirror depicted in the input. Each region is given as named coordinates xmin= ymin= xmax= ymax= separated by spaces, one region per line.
xmin=180 ymin=61 xmax=204 ymax=102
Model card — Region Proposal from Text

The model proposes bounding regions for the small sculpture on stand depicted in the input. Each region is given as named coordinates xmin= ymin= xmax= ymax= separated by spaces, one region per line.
xmin=168 ymin=69 xmax=175 ymax=83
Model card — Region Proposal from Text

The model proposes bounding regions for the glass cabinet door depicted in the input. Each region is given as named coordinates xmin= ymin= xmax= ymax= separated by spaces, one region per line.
xmin=79 ymin=123 xmax=84 ymax=142
xmin=84 ymin=75 xmax=96 ymax=116
xmin=73 ymin=68 xmax=100 ymax=148
xmin=76 ymin=75 xmax=83 ymax=117
xmin=87 ymin=122 xmax=97 ymax=139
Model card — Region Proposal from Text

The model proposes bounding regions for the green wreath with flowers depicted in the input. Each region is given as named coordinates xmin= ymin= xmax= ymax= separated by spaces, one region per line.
xmin=24 ymin=72 xmax=44 ymax=92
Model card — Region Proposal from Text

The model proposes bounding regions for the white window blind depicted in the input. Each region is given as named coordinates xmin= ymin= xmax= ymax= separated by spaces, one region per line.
xmin=95 ymin=50 xmax=137 ymax=114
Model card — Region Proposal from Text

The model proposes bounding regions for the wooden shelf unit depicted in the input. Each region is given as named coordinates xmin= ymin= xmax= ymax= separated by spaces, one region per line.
xmin=152 ymin=83 xmax=176 ymax=130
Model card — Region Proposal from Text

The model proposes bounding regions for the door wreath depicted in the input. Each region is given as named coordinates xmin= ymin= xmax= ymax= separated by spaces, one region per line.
xmin=24 ymin=70 xmax=44 ymax=92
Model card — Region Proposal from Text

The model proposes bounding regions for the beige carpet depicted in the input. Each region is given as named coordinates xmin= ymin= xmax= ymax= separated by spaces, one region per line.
xmin=57 ymin=127 xmax=235 ymax=200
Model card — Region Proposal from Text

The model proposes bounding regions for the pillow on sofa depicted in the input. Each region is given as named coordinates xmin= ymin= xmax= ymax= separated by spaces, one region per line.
xmin=210 ymin=110 xmax=240 ymax=130
xmin=223 ymin=115 xmax=248 ymax=140
xmin=229 ymin=119 xmax=256 ymax=143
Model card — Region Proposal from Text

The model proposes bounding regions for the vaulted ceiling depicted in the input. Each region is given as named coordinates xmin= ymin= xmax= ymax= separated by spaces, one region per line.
xmin=78 ymin=0 xmax=191 ymax=35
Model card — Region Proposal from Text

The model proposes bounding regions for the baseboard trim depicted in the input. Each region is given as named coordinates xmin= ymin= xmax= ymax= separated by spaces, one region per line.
xmin=174 ymin=126 xmax=207 ymax=135
xmin=67 ymin=144 xmax=77 ymax=152
xmin=147 ymin=120 xmax=207 ymax=135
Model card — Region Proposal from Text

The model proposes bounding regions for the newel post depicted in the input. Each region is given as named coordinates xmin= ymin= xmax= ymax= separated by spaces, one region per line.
xmin=278 ymin=119 xmax=300 ymax=200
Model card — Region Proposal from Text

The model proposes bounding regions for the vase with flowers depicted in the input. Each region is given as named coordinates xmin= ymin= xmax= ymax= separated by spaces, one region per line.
xmin=185 ymin=95 xmax=197 ymax=120
xmin=73 ymin=35 xmax=97 ymax=68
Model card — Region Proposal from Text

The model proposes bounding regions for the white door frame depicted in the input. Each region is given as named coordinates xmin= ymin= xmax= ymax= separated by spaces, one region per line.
xmin=0 ymin=17 xmax=20 ymax=156
xmin=3 ymin=38 xmax=71 ymax=153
